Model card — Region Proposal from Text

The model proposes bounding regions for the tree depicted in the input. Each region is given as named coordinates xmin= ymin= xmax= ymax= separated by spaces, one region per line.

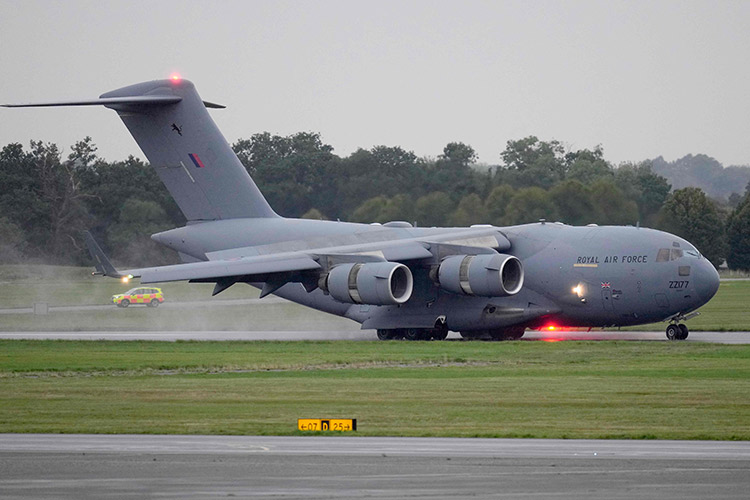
xmin=301 ymin=208 xmax=327 ymax=220
xmin=614 ymin=162 xmax=671 ymax=225
xmin=449 ymin=193 xmax=487 ymax=226
xmin=589 ymin=180 xmax=639 ymax=225
xmin=549 ymin=180 xmax=595 ymax=225
xmin=0 ymin=217 xmax=26 ymax=263
xmin=503 ymin=187 xmax=558 ymax=225
xmin=484 ymin=184 xmax=515 ymax=226
xmin=440 ymin=142 xmax=477 ymax=167
xmin=498 ymin=136 xmax=567 ymax=189
xmin=565 ymin=146 xmax=613 ymax=185
xmin=232 ymin=132 xmax=338 ymax=217
xmin=415 ymin=192 xmax=455 ymax=227
xmin=28 ymin=140 xmax=92 ymax=262
xmin=726 ymin=194 xmax=750 ymax=270
xmin=659 ymin=187 xmax=727 ymax=267
xmin=377 ymin=194 xmax=415 ymax=223
xmin=108 ymin=198 xmax=175 ymax=266
xmin=351 ymin=196 xmax=389 ymax=223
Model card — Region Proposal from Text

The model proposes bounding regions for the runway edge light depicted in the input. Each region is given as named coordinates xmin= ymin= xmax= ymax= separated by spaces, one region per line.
xmin=298 ymin=418 xmax=357 ymax=432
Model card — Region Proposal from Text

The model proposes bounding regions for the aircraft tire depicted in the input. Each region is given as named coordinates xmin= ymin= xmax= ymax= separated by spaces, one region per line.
xmin=121 ymin=299 xmax=130 ymax=308
xmin=506 ymin=328 xmax=525 ymax=340
xmin=678 ymin=324 xmax=689 ymax=340
xmin=666 ymin=324 xmax=680 ymax=340
xmin=404 ymin=328 xmax=427 ymax=341
xmin=431 ymin=327 xmax=449 ymax=341
xmin=377 ymin=329 xmax=395 ymax=340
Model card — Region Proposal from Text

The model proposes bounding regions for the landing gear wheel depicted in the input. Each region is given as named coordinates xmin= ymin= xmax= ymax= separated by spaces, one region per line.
xmin=148 ymin=299 xmax=159 ymax=308
xmin=431 ymin=327 xmax=449 ymax=341
xmin=678 ymin=323 xmax=689 ymax=340
xmin=120 ymin=299 xmax=130 ymax=308
xmin=666 ymin=324 xmax=680 ymax=341
xmin=377 ymin=329 xmax=404 ymax=340
xmin=404 ymin=328 xmax=426 ymax=341
xmin=506 ymin=328 xmax=525 ymax=340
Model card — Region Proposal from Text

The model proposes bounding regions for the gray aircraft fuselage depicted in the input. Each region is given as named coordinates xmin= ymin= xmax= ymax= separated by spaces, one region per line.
xmin=3 ymin=78 xmax=720 ymax=340
xmin=151 ymin=216 xmax=719 ymax=334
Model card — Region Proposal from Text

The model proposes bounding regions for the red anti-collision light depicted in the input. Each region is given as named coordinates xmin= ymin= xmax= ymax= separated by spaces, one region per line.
xmin=170 ymin=73 xmax=181 ymax=82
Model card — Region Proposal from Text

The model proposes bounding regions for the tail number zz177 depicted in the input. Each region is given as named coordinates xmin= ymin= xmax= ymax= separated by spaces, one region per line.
xmin=669 ymin=280 xmax=689 ymax=289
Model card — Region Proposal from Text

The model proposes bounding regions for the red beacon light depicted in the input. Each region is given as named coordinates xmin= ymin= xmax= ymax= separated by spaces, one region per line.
xmin=170 ymin=73 xmax=182 ymax=83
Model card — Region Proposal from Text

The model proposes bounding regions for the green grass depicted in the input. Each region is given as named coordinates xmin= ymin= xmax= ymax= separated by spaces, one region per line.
xmin=1 ymin=340 xmax=748 ymax=439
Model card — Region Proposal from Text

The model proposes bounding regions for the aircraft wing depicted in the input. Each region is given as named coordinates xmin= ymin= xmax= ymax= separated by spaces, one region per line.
xmin=86 ymin=227 xmax=512 ymax=297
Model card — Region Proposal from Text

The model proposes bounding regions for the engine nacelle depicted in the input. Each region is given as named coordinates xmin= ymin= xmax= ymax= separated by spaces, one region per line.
xmin=437 ymin=253 xmax=523 ymax=297
xmin=327 ymin=262 xmax=414 ymax=305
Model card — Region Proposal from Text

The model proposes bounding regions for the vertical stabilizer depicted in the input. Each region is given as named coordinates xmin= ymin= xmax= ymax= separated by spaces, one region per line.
xmin=100 ymin=79 xmax=276 ymax=221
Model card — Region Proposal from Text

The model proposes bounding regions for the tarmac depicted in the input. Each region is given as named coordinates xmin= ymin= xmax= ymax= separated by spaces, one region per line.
xmin=1 ymin=434 xmax=748 ymax=499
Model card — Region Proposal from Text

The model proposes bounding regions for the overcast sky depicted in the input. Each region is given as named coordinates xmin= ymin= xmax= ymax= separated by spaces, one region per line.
xmin=1 ymin=0 xmax=748 ymax=167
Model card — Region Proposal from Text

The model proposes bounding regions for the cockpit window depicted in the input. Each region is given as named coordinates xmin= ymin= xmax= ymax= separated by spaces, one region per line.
xmin=685 ymin=250 xmax=700 ymax=258
xmin=657 ymin=248 xmax=688 ymax=262
xmin=656 ymin=249 xmax=671 ymax=262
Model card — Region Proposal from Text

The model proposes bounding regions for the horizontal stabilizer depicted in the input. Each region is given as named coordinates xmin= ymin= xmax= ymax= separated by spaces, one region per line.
xmin=1 ymin=96 xmax=182 ymax=108
xmin=2 ymin=96 xmax=224 ymax=109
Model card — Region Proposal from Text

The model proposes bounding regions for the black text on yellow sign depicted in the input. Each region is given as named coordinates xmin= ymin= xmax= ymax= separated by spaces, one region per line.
xmin=297 ymin=418 xmax=357 ymax=432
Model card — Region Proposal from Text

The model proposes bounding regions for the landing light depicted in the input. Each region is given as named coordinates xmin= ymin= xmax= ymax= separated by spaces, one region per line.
xmin=121 ymin=276 xmax=129 ymax=284
xmin=572 ymin=284 xmax=584 ymax=297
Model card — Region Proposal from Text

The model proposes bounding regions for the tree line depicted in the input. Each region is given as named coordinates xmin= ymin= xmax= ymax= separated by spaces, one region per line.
xmin=1 ymin=134 xmax=749 ymax=270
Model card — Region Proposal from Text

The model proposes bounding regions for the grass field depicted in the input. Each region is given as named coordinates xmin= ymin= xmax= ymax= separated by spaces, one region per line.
xmin=1 ymin=340 xmax=748 ymax=439
xmin=1 ymin=265 xmax=749 ymax=332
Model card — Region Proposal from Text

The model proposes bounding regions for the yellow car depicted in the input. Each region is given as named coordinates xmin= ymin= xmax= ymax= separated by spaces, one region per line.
xmin=112 ymin=287 xmax=164 ymax=308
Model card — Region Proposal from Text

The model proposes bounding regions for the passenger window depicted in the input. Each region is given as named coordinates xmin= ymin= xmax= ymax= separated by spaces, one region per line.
xmin=679 ymin=266 xmax=691 ymax=276
xmin=671 ymin=249 xmax=683 ymax=260
xmin=656 ymin=249 xmax=670 ymax=262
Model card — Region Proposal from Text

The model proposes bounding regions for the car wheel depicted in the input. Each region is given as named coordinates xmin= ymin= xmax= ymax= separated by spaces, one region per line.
xmin=148 ymin=299 xmax=159 ymax=308
xmin=121 ymin=299 xmax=130 ymax=308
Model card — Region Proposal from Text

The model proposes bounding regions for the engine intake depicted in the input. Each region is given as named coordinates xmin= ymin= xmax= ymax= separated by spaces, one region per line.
xmin=327 ymin=262 xmax=414 ymax=305
xmin=437 ymin=253 xmax=523 ymax=297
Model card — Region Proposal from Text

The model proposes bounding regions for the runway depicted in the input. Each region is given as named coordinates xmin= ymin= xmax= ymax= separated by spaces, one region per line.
xmin=1 ymin=434 xmax=748 ymax=499
xmin=2 ymin=329 xmax=750 ymax=343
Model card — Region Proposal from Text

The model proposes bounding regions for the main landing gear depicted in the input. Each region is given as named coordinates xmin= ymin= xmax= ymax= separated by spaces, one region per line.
xmin=666 ymin=323 xmax=689 ymax=341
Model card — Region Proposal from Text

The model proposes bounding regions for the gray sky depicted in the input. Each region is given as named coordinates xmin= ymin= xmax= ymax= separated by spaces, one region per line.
xmin=1 ymin=0 xmax=748 ymax=166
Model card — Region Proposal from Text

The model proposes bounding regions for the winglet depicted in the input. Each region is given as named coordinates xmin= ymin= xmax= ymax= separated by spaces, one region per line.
xmin=84 ymin=231 xmax=124 ymax=278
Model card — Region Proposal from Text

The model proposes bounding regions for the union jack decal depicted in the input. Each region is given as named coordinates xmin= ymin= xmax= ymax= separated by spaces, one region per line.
xmin=601 ymin=282 xmax=611 ymax=288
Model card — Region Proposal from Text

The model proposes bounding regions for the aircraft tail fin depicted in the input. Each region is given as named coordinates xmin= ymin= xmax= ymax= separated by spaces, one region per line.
xmin=5 ymin=79 xmax=277 ymax=222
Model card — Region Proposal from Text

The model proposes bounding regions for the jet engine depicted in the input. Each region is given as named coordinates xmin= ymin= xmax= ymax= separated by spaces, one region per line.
xmin=326 ymin=262 xmax=414 ymax=305
xmin=436 ymin=253 xmax=523 ymax=297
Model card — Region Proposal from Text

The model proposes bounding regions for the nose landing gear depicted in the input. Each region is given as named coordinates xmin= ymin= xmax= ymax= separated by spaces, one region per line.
xmin=666 ymin=323 xmax=689 ymax=340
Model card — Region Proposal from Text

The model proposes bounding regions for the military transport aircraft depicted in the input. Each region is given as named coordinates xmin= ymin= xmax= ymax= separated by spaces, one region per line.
xmin=3 ymin=78 xmax=720 ymax=341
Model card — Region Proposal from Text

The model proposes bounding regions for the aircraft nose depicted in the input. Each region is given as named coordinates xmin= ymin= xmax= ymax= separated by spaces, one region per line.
xmin=695 ymin=259 xmax=720 ymax=304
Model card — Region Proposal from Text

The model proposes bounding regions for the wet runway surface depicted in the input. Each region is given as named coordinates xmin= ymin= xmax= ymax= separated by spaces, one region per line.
xmin=1 ymin=435 xmax=748 ymax=499
xmin=2 ymin=329 xmax=750 ymax=343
